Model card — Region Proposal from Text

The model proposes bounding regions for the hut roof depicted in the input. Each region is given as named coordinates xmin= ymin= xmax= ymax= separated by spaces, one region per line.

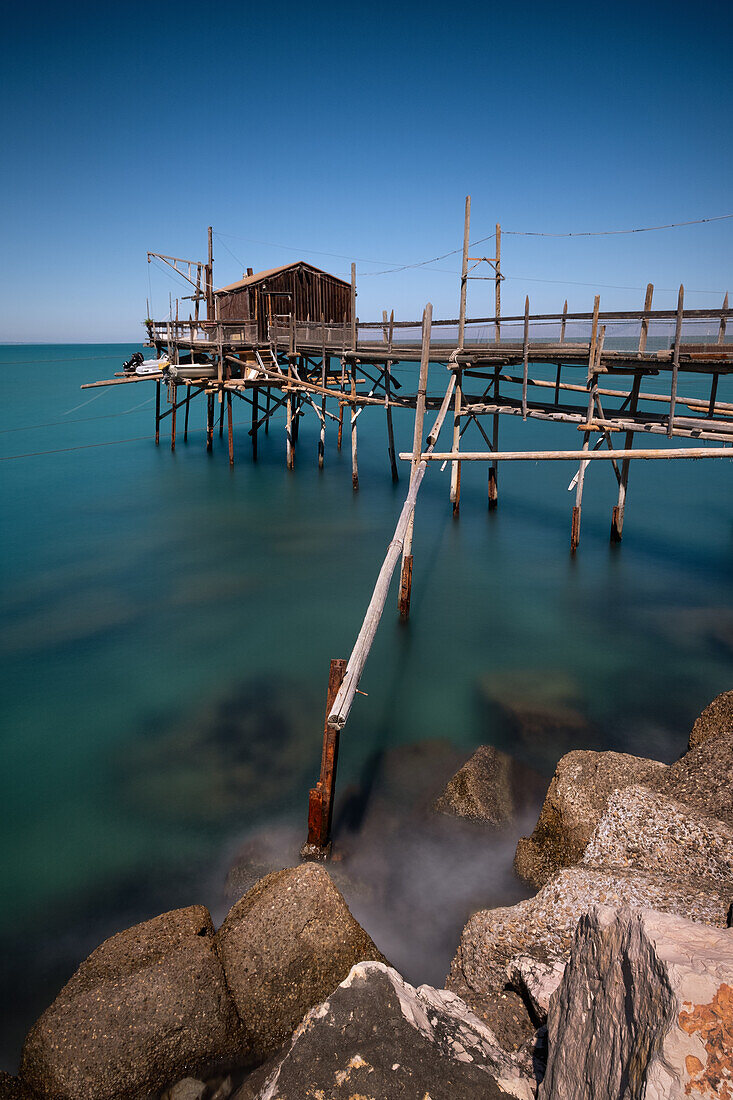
xmin=215 ymin=261 xmax=350 ymax=295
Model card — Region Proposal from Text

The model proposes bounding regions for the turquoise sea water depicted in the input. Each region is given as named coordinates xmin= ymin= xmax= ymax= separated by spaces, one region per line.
xmin=1 ymin=344 xmax=732 ymax=1068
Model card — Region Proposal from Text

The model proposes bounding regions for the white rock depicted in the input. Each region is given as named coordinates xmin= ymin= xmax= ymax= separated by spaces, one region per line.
xmin=506 ymin=955 xmax=565 ymax=1021
xmin=540 ymin=906 xmax=733 ymax=1100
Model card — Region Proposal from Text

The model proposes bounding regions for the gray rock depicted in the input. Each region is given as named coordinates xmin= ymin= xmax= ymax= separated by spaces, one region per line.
xmin=203 ymin=1077 xmax=234 ymax=1100
xmin=506 ymin=956 xmax=565 ymax=1023
xmin=657 ymin=731 xmax=733 ymax=826
xmin=583 ymin=783 xmax=733 ymax=887
xmin=214 ymin=864 xmax=387 ymax=1063
xmin=20 ymin=906 xmax=245 ymax=1100
xmin=248 ymin=962 xmax=534 ymax=1100
xmin=161 ymin=1080 xmax=206 ymax=1100
xmin=447 ymin=864 xmax=730 ymax=1042
xmin=540 ymin=906 xmax=733 ymax=1100
xmin=689 ymin=689 xmax=733 ymax=749
xmin=513 ymin=749 xmax=668 ymax=888
xmin=433 ymin=745 xmax=547 ymax=826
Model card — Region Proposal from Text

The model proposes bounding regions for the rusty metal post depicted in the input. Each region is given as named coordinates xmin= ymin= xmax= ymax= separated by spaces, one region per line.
xmin=301 ymin=658 xmax=347 ymax=860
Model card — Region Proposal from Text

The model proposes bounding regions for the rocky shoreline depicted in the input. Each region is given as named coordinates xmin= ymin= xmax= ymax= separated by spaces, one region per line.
xmin=3 ymin=691 xmax=733 ymax=1099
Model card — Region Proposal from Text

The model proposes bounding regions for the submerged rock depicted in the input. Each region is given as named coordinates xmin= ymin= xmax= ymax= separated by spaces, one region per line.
xmin=583 ymin=783 xmax=733 ymax=887
xmin=239 ymin=961 xmax=534 ymax=1100
xmin=214 ymin=864 xmax=387 ymax=1064
xmin=513 ymin=749 xmax=667 ymax=888
xmin=119 ymin=676 xmax=317 ymax=825
xmin=478 ymin=668 xmax=597 ymax=770
xmin=433 ymin=745 xmax=547 ymax=827
xmin=447 ymin=864 xmax=730 ymax=1048
xmin=540 ymin=907 xmax=733 ymax=1100
xmin=689 ymin=689 xmax=733 ymax=749
xmin=20 ymin=906 xmax=245 ymax=1100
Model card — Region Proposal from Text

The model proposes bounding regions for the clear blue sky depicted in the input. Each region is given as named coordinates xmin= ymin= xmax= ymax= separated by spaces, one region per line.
xmin=2 ymin=0 xmax=731 ymax=341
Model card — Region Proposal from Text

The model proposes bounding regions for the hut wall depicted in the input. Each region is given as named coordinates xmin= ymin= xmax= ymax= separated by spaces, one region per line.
xmin=217 ymin=265 xmax=351 ymax=341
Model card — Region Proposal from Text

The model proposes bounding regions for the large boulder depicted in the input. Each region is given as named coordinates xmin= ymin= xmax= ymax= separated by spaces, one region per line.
xmin=689 ymin=689 xmax=733 ymax=750
xmin=214 ymin=864 xmax=386 ymax=1063
xmin=20 ymin=906 xmax=245 ymax=1100
xmin=235 ymin=962 xmax=534 ymax=1100
xmin=513 ymin=750 xmax=668 ymax=888
xmin=433 ymin=745 xmax=547 ymax=826
xmin=447 ymin=865 xmax=730 ymax=1047
xmin=583 ymin=784 xmax=733 ymax=888
xmin=540 ymin=907 xmax=733 ymax=1100
xmin=657 ymin=731 xmax=733 ymax=826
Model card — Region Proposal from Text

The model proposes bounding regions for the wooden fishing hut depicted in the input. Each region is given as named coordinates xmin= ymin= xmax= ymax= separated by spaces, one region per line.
xmin=215 ymin=262 xmax=352 ymax=341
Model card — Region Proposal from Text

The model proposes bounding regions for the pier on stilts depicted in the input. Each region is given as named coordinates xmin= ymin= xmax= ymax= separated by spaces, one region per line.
xmin=79 ymin=205 xmax=732 ymax=860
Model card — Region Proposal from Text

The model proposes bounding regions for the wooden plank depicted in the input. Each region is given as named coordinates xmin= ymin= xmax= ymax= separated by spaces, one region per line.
xmin=402 ymin=447 xmax=733 ymax=462
xmin=638 ymin=283 xmax=654 ymax=354
xmin=401 ymin=303 xmax=433 ymax=617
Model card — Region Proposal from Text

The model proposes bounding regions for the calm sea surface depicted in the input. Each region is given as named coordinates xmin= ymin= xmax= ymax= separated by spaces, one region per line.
xmin=1 ymin=343 xmax=732 ymax=1068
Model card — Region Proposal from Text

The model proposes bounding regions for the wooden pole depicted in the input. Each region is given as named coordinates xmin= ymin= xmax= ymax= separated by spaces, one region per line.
xmin=184 ymin=383 xmax=191 ymax=441
xmin=638 ymin=283 xmax=654 ymax=354
xmin=319 ymin=313 xmax=327 ymax=470
xmin=488 ymin=366 xmax=499 ymax=509
xmin=265 ymin=386 xmax=271 ymax=434
xmin=206 ymin=226 xmax=214 ymax=320
xmin=302 ymin=657 xmax=348 ymax=859
xmin=560 ymin=299 xmax=568 ymax=344
xmin=668 ymin=284 xmax=684 ymax=437
xmin=351 ymin=363 xmax=359 ymax=490
xmin=251 ymin=384 xmax=259 ymax=460
xmin=286 ymin=361 xmax=294 ymax=469
xmin=227 ymin=391 xmax=234 ymax=466
xmin=155 ymin=380 xmax=161 ymax=445
xmin=611 ymin=372 xmax=641 ymax=542
xmin=399 ymin=303 xmax=432 ymax=619
xmin=572 ymin=322 xmax=604 ymax=552
xmin=218 ymin=388 xmax=225 ymax=437
xmin=329 ymin=345 xmax=455 ymax=730
xmin=718 ymin=292 xmax=729 ymax=346
xmin=171 ymin=383 xmax=177 ymax=451
xmin=450 ymin=366 xmax=462 ymax=516
xmin=337 ymin=358 xmax=345 ymax=449
xmin=206 ymin=393 xmax=214 ymax=452
xmin=458 ymin=196 xmax=471 ymax=348
xmin=494 ymin=223 xmax=501 ymax=344
xmin=350 ymin=264 xmax=357 ymax=351
xmin=384 ymin=310 xmax=398 ymax=481
xmin=522 ymin=296 xmax=530 ymax=419
xmin=402 ymin=447 xmax=733 ymax=463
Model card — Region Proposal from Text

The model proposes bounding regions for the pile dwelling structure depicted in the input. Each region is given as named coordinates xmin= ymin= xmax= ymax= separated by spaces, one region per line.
xmin=82 ymin=201 xmax=732 ymax=858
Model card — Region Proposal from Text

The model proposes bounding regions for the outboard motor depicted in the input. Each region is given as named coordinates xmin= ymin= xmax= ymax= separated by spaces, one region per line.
xmin=122 ymin=352 xmax=144 ymax=374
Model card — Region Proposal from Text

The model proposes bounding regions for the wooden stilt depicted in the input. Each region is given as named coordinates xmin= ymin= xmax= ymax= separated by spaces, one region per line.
xmin=206 ymin=393 xmax=214 ymax=452
xmin=301 ymin=657 xmax=348 ymax=859
xmin=251 ymin=385 xmax=258 ymax=460
xmin=337 ymin=358 xmax=345 ymax=449
xmin=571 ymin=315 xmax=603 ymax=552
xmin=351 ymin=364 xmax=359 ymax=490
xmin=611 ymin=373 xmax=641 ymax=542
xmin=264 ymin=387 xmax=271 ymax=434
xmin=668 ymin=284 xmax=684 ymax=437
xmin=489 ymin=367 xmax=499 ymax=509
xmin=171 ymin=384 xmax=177 ymax=451
xmin=227 ymin=391 xmax=234 ymax=465
xmin=218 ymin=387 xmax=225 ymax=437
xmin=286 ymin=362 xmax=294 ymax=469
xmin=384 ymin=310 xmax=398 ymax=481
xmin=184 ymin=383 xmax=191 ymax=441
xmin=319 ymin=317 xmax=327 ymax=470
xmin=450 ymin=367 xmax=462 ymax=515
xmin=155 ymin=381 xmax=161 ymax=445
